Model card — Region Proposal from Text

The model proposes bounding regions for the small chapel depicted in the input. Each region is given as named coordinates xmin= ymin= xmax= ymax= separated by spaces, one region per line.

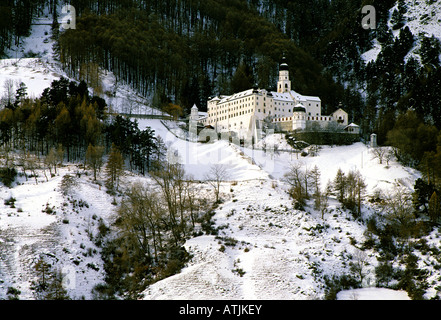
xmin=198 ymin=58 xmax=359 ymax=140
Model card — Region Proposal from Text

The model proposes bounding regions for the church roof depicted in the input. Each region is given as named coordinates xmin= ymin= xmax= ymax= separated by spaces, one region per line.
xmin=280 ymin=63 xmax=289 ymax=71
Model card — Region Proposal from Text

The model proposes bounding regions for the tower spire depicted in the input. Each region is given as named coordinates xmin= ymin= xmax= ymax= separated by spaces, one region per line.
xmin=278 ymin=57 xmax=291 ymax=93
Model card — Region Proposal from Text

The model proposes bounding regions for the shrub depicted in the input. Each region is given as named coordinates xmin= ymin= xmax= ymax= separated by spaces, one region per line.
xmin=7 ymin=287 xmax=21 ymax=300
xmin=324 ymin=274 xmax=361 ymax=300
xmin=60 ymin=174 xmax=78 ymax=196
xmin=0 ymin=167 xmax=17 ymax=188
xmin=4 ymin=196 xmax=16 ymax=207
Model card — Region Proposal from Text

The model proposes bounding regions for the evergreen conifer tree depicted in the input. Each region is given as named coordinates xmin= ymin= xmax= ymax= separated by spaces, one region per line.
xmin=105 ymin=144 xmax=124 ymax=191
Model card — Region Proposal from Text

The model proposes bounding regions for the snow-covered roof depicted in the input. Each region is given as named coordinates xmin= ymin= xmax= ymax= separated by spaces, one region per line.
xmin=209 ymin=88 xmax=321 ymax=105
xmin=290 ymin=90 xmax=321 ymax=103
xmin=218 ymin=89 xmax=254 ymax=103
xmin=271 ymin=92 xmax=294 ymax=101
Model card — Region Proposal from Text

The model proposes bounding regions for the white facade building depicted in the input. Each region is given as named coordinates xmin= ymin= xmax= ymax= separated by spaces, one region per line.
xmin=202 ymin=58 xmax=352 ymax=139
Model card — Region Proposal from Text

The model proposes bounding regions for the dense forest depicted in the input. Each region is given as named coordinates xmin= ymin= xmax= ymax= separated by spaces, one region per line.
xmin=58 ymin=0 xmax=343 ymax=115
xmin=0 ymin=77 xmax=166 ymax=183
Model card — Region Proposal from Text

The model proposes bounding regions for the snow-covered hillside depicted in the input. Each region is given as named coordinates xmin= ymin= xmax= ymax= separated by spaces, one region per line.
xmin=1 ymin=1 xmax=440 ymax=301
xmin=362 ymin=0 xmax=441 ymax=64
xmin=0 ymin=9 xmax=158 ymax=116
xmin=0 ymin=165 xmax=115 ymax=299
xmin=0 ymin=113 xmax=426 ymax=300
xmin=140 ymin=130 xmax=423 ymax=300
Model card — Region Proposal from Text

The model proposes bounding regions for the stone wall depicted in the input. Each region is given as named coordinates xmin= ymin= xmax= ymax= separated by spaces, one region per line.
xmin=287 ymin=131 xmax=360 ymax=146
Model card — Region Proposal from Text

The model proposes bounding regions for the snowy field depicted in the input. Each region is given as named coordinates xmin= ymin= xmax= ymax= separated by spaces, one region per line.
xmin=337 ymin=288 xmax=410 ymax=300
xmin=0 ymin=58 xmax=62 ymax=100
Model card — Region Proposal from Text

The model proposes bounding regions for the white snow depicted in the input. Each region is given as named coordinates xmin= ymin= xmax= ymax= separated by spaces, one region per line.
xmin=361 ymin=39 xmax=382 ymax=64
xmin=0 ymin=114 xmax=425 ymax=300
xmin=136 ymin=119 xmax=269 ymax=181
xmin=0 ymin=58 xmax=62 ymax=100
xmin=0 ymin=166 xmax=114 ymax=299
xmin=337 ymin=288 xmax=410 ymax=300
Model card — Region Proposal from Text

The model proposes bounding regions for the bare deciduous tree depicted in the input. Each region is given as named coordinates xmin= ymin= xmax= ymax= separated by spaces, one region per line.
xmin=205 ymin=164 xmax=230 ymax=203
xmin=350 ymin=249 xmax=370 ymax=285
xmin=283 ymin=162 xmax=309 ymax=208
xmin=371 ymin=147 xmax=388 ymax=164
xmin=381 ymin=185 xmax=415 ymax=238
xmin=118 ymin=182 xmax=166 ymax=264
xmin=2 ymin=79 xmax=15 ymax=107
xmin=86 ymin=144 xmax=105 ymax=181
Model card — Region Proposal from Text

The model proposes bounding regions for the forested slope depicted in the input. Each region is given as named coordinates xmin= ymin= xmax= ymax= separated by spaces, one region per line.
xmin=58 ymin=0 xmax=346 ymax=116
xmin=2 ymin=0 xmax=441 ymax=177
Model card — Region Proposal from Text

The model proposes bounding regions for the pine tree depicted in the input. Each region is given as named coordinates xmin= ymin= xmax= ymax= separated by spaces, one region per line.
xmin=105 ymin=144 xmax=124 ymax=191
xmin=429 ymin=191 xmax=440 ymax=223
xmin=14 ymin=82 xmax=27 ymax=108
xmin=32 ymin=258 xmax=51 ymax=296
xmin=333 ymin=168 xmax=346 ymax=203
xmin=44 ymin=269 xmax=70 ymax=300
xmin=86 ymin=144 xmax=105 ymax=181
xmin=390 ymin=8 xmax=405 ymax=30
xmin=420 ymin=36 xmax=441 ymax=67
xmin=230 ymin=61 xmax=254 ymax=94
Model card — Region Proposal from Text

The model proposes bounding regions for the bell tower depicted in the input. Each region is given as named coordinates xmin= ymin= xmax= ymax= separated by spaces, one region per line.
xmin=277 ymin=57 xmax=291 ymax=93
